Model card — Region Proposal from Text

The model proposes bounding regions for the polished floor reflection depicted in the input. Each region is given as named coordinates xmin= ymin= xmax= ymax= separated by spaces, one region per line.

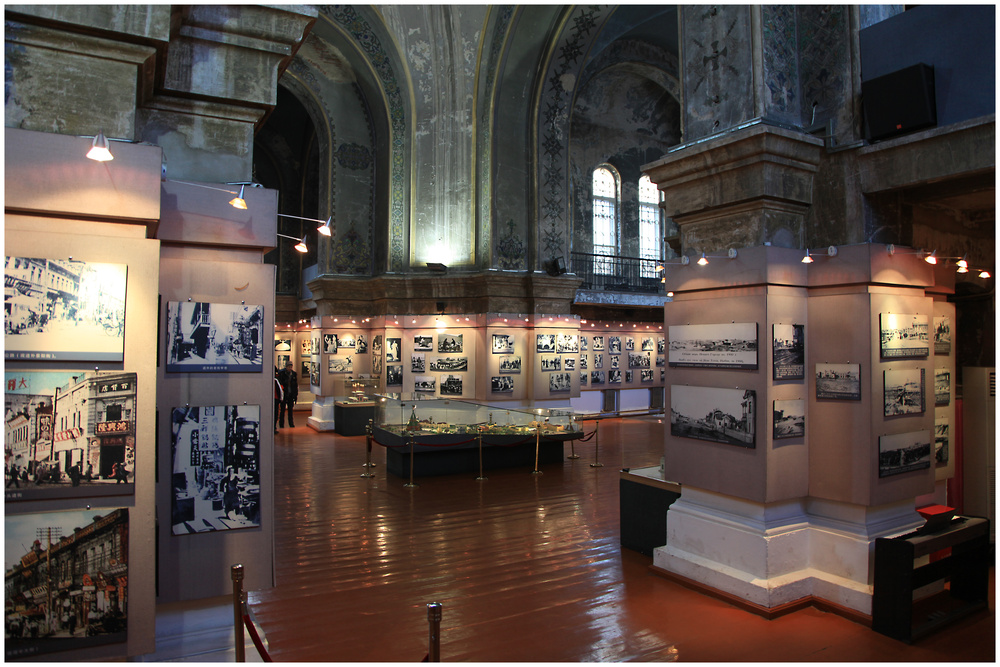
xmin=248 ymin=416 xmax=994 ymax=662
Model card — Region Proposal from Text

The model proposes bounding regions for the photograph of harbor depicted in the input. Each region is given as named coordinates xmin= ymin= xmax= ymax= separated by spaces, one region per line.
xmin=671 ymin=385 xmax=756 ymax=448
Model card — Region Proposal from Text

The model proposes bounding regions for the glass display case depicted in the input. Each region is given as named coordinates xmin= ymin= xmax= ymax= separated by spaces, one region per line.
xmin=372 ymin=394 xmax=584 ymax=477
xmin=340 ymin=376 xmax=379 ymax=403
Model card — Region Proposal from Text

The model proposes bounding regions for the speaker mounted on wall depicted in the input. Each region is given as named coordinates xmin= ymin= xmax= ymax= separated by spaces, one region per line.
xmin=861 ymin=63 xmax=937 ymax=142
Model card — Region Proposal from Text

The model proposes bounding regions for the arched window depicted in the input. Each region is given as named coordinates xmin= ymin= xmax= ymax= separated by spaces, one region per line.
xmin=638 ymin=175 xmax=662 ymax=277
xmin=592 ymin=166 xmax=619 ymax=275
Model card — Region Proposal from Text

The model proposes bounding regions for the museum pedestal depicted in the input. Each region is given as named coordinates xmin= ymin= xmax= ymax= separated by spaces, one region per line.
xmin=333 ymin=401 xmax=377 ymax=436
xmin=307 ymin=396 xmax=337 ymax=431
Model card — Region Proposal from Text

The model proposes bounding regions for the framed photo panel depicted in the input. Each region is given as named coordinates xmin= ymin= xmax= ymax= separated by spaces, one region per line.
xmin=816 ymin=363 xmax=861 ymax=400
xmin=536 ymin=334 xmax=555 ymax=353
xmin=6 ymin=508 xmax=129 ymax=659
xmin=772 ymin=324 xmax=805 ymax=380
xmin=328 ymin=355 xmax=353 ymax=373
xmin=878 ymin=430 xmax=932 ymax=478
xmin=5 ymin=257 xmax=127 ymax=362
xmin=773 ymin=399 xmax=805 ymax=439
xmin=880 ymin=313 xmax=929 ymax=358
xmin=499 ymin=355 xmax=521 ymax=374
xmin=935 ymin=416 xmax=950 ymax=466
xmin=440 ymin=374 xmax=463 ymax=396
xmin=883 ymin=368 xmax=925 ymax=416
xmin=274 ymin=338 xmax=292 ymax=351
xmin=386 ymin=365 xmax=402 ymax=386
xmin=670 ymin=385 xmax=756 ymax=448
xmin=668 ymin=322 xmax=758 ymax=369
xmin=170 ymin=405 xmax=261 ymax=534
xmin=437 ymin=333 xmax=462 ymax=353
xmin=429 ymin=357 xmax=467 ymax=372
xmin=414 ymin=334 xmax=433 ymax=352
xmin=492 ymin=334 xmax=514 ymax=354
xmin=356 ymin=335 xmax=367 ymax=354
xmin=556 ymin=333 xmax=578 ymax=353
xmin=413 ymin=375 xmax=436 ymax=393
xmin=549 ymin=373 xmax=572 ymax=392
xmin=372 ymin=336 xmax=383 ymax=374
xmin=166 ymin=301 xmax=264 ymax=372
xmin=934 ymin=368 xmax=951 ymax=405
xmin=323 ymin=333 xmax=338 ymax=354
xmin=933 ymin=317 xmax=952 ymax=355
xmin=491 ymin=376 xmax=514 ymax=393
xmin=385 ymin=338 xmax=401 ymax=362
xmin=411 ymin=353 xmax=425 ymax=373
xmin=5 ymin=370 xmax=137 ymax=501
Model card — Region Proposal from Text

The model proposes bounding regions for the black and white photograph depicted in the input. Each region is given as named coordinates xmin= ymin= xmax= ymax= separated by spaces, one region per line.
xmin=670 ymin=385 xmax=756 ymax=448
xmin=883 ymin=368 xmax=925 ymax=416
xmin=657 ymin=337 xmax=665 ymax=354
xmin=642 ymin=338 xmax=655 ymax=352
xmin=356 ymin=334 xmax=367 ymax=354
xmin=309 ymin=366 xmax=320 ymax=386
xmin=556 ymin=333 xmax=578 ymax=353
xmin=625 ymin=337 xmax=634 ymax=351
xmin=628 ymin=352 xmax=651 ymax=369
xmin=411 ymin=353 xmax=426 ymax=373
xmin=641 ymin=369 xmax=654 ymax=382
xmin=491 ymin=376 xmax=514 ymax=393
xmin=386 ymin=365 xmax=402 ymax=386
xmin=413 ymin=375 xmax=436 ymax=393
xmin=878 ymin=430 xmax=931 ymax=478
xmin=935 ymin=416 xmax=950 ymax=466
xmin=594 ymin=353 xmax=604 ymax=369
xmin=580 ymin=336 xmax=588 ymax=351
xmin=536 ymin=333 xmax=556 ymax=353
xmin=492 ymin=333 xmax=514 ymax=354
xmin=301 ymin=360 xmax=310 ymax=377
xmin=171 ymin=404 xmax=261 ymax=534
xmin=541 ymin=356 xmax=562 ymax=372
xmin=5 ymin=257 xmax=127 ymax=362
xmin=815 ymin=363 xmax=861 ymax=400
xmin=274 ymin=338 xmax=292 ymax=351
xmin=668 ymin=322 xmax=758 ymax=369
xmin=580 ymin=355 xmax=588 ymax=370
xmin=386 ymin=337 xmax=401 ymax=362
xmin=549 ymin=373 xmax=572 ymax=392
xmin=773 ymin=399 xmax=805 ymax=439
xmin=414 ymin=334 xmax=433 ymax=352
xmin=311 ymin=336 xmax=320 ymax=355
xmin=934 ymin=316 xmax=951 ymax=356
xmin=499 ymin=355 xmax=521 ymax=374
xmin=609 ymin=336 xmax=622 ymax=354
xmin=430 ymin=356 xmax=468 ymax=372
xmin=592 ymin=335 xmax=605 ymax=351
xmin=438 ymin=333 xmax=463 ymax=353
xmin=879 ymin=312 xmax=929 ymax=358
xmin=625 ymin=370 xmax=633 ymax=383
xmin=5 ymin=371 xmax=137 ymax=502
xmin=276 ymin=354 xmax=290 ymax=370
xmin=935 ymin=368 xmax=951 ymax=405
xmin=610 ymin=354 xmax=620 ymax=369
xmin=609 ymin=368 xmax=622 ymax=384
xmin=580 ymin=373 xmax=588 ymax=386
xmin=656 ymin=355 xmax=665 ymax=367
xmin=591 ymin=370 xmax=605 ymax=385
xmin=6 ymin=507 xmax=129 ymax=659
xmin=372 ymin=335 xmax=383 ymax=375
xmin=338 ymin=333 xmax=356 ymax=348
xmin=301 ymin=338 xmax=311 ymax=356
xmin=328 ymin=355 xmax=354 ymax=373
xmin=563 ymin=357 xmax=576 ymax=371
xmin=772 ymin=324 xmax=805 ymax=380
xmin=323 ymin=333 xmax=338 ymax=354
xmin=440 ymin=374 xmax=463 ymax=396
xmin=166 ymin=301 xmax=264 ymax=373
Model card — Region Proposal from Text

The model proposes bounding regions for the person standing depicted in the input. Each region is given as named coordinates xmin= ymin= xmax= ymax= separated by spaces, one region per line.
xmin=273 ymin=367 xmax=283 ymax=434
xmin=278 ymin=362 xmax=298 ymax=428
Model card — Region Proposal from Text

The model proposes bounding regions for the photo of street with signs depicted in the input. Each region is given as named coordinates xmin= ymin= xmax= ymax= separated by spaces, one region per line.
xmin=170 ymin=405 xmax=261 ymax=534
xmin=5 ymin=371 xmax=137 ymax=501
xmin=5 ymin=508 xmax=129 ymax=659
xmin=5 ymin=257 xmax=127 ymax=362
xmin=166 ymin=302 xmax=264 ymax=373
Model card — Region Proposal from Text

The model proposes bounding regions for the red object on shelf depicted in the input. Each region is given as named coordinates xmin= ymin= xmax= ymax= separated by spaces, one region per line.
xmin=918 ymin=505 xmax=958 ymax=560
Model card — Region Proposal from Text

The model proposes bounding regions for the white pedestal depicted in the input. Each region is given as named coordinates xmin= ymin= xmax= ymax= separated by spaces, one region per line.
xmin=306 ymin=396 xmax=336 ymax=431
xmin=653 ymin=487 xmax=923 ymax=614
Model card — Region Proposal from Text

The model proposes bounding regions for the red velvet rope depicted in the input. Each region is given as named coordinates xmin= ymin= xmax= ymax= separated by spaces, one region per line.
xmin=243 ymin=608 xmax=273 ymax=661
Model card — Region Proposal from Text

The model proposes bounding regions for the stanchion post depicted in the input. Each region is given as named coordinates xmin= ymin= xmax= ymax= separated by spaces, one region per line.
xmin=427 ymin=602 xmax=443 ymax=662
xmin=531 ymin=424 xmax=543 ymax=475
xmin=231 ymin=564 xmax=246 ymax=663
xmin=589 ymin=421 xmax=603 ymax=468
xmin=404 ymin=434 xmax=419 ymax=488
xmin=475 ymin=433 xmax=487 ymax=481
xmin=568 ymin=417 xmax=581 ymax=459
xmin=361 ymin=420 xmax=375 ymax=478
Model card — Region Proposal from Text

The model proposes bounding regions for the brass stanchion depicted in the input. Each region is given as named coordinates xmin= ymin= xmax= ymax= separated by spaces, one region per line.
xmin=426 ymin=602 xmax=443 ymax=662
xmin=589 ymin=422 xmax=603 ymax=468
xmin=231 ymin=564 xmax=245 ymax=663
xmin=475 ymin=433 xmax=487 ymax=481
xmin=531 ymin=424 xmax=543 ymax=475
xmin=404 ymin=434 xmax=419 ymax=488
xmin=567 ymin=417 xmax=581 ymax=458
xmin=361 ymin=420 xmax=375 ymax=478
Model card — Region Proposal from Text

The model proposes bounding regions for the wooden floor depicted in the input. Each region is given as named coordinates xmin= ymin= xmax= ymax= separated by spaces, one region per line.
xmin=249 ymin=416 xmax=995 ymax=662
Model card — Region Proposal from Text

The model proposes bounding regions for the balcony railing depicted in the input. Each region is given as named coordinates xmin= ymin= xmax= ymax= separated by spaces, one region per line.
xmin=569 ymin=252 xmax=665 ymax=294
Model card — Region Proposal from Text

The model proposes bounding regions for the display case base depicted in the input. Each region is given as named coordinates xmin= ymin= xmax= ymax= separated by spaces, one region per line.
xmin=384 ymin=439 xmax=565 ymax=477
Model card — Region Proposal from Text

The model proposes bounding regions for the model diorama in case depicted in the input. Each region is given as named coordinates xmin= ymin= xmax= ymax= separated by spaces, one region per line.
xmin=5 ymin=257 xmax=127 ymax=362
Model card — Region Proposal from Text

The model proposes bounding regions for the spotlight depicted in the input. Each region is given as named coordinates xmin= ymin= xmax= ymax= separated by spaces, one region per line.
xmin=86 ymin=131 xmax=114 ymax=162
xmin=697 ymin=253 xmax=708 ymax=266
xmin=277 ymin=233 xmax=308 ymax=253
xmin=801 ymin=249 xmax=814 ymax=264
xmin=229 ymin=184 xmax=248 ymax=210
xmin=924 ymin=250 xmax=937 ymax=265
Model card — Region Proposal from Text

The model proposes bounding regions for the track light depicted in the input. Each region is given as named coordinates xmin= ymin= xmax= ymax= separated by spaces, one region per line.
xmin=697 ymin=253 xmax=708 ymax=266
xmin=86 ymin=131 xmax=114 ymax=162
xmin=924 ymin=250 xmax=938 ymax=265
xmin=801 ymin=249 xmax=814 ymax=264
xmin=956 ymin=255 xmax=969 ymax=273
xmin=277 ymin=213 xmax=334 ymax=237
xmin=979 ymin=270 xmax=991 ymax=279
xmin=229 ymin=184 xmax=247 ymax=210
xmin=165 ymin=179 xmax=249 ymax=209
xmin=277 ymin=233 xmax=308 ymax=253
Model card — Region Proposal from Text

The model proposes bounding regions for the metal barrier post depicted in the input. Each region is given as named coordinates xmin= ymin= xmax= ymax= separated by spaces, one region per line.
xmin=589 ymin=421 xmax=603 ymax=468
xmin=427 ymin=602 xmax=442 ymax=662
xmin=404 ymin=434 xmax=419 ymax=488
xmin=567 ymin=437 xmax=580 ymax=460
xmin=361 ymin=420 xmax=375 ymax=478
xmin=231 ymin=564 xmax=245 ymax=663
xmin=531 ymin=425 xmax=543 ymax=475
xmin=475 ymin=433 xmax=487 ymax=481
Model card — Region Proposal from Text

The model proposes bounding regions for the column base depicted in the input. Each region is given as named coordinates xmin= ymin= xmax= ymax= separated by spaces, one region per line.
xmin=306 ymin=396 xmax=336 ymax=431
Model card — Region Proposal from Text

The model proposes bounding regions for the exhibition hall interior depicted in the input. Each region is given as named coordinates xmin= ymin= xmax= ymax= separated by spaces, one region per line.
xmin=3 ymin=4 xmax=995 ymax=662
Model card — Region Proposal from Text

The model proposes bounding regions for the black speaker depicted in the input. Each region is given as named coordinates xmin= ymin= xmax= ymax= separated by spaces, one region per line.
xmin=862 ymin=63 xmax=936 ymax=142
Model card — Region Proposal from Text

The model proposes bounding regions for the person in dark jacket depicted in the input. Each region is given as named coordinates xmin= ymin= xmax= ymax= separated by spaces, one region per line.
xmin=277 ymin=362 xmax=298 ymax=428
